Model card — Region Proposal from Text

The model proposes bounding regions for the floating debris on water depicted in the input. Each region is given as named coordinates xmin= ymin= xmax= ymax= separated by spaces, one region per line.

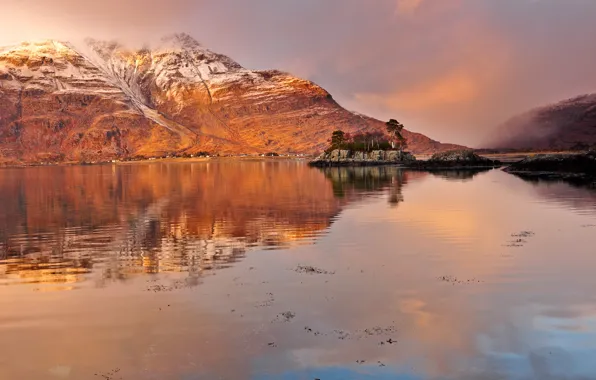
xmin=273 ymin=311 xmax=296 ymax=323
xmin=437 ymin=275 xmax=483 ymax=284
xmin=504 ymin=230 xmax=536 ymax=247
xmin=512 ymin=231 xmax=535 ymax=238
xmin=303 ymin=324 xmax=397 ymax=341
xmin=294 ymin=265 xmax=335 ymax=275
xmin=94 ymin=368 xmax=122 ymax=380
xmin=255 ymin=292 xmax=275 ymax=308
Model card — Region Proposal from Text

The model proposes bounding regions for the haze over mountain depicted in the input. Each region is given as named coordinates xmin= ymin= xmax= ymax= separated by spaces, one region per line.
xmin=0 ymin=35 xmax=462 ymax=164
xmin=488 ymin=94 xmax=596 ymax=151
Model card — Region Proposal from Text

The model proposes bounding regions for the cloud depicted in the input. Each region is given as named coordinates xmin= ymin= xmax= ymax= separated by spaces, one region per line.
xmin=396 ymin=0 xmax=425 ymax=14
xmin=356 ymin=69 xmax=477 ymax=111
xmin=1 ymin=0 xmax=202 ymax=45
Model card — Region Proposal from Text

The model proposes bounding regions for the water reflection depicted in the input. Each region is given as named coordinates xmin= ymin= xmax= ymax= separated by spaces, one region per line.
xmin=1 ymin=163 xmax=596 ymax=380
xmin=320 ymin=166 xmax=426 ymax=207
xmin=508 ymin=171 xmax=596 ymax=188
xmin=508 ymin=174 xmax=596 ymax=214
xmin=425 ymin=167 xmax=495 ymax=182
xmin=0 ymin=162 xmax=425 ymax=289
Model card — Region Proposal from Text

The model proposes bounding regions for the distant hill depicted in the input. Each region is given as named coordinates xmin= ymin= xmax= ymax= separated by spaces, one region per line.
xmin=0 ymin=33 xmax=462 ymax=164
xmin=488 ymin=94 xmax=596 ymax=151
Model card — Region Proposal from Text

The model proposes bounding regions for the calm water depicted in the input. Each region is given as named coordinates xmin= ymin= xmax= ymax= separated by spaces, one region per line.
xmin=1 ymin=161 xmax=596 ymax=380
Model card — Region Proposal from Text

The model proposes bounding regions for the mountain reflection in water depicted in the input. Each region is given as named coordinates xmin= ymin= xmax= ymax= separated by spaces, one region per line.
xmin=0 ymin=162 xmax=419 ymax=290
xmin=1 ymin=162 xmax=596 ymax=380
xmin=508 ymin=174 xmax=596 ymax=215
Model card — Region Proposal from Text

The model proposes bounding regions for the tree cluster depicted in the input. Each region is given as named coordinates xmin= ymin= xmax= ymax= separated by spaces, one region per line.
xmin=327 ymin=119 xmax=408 ymax=152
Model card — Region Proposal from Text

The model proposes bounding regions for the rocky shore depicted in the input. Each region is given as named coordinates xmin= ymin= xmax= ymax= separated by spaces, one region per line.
xmin=309 ymin=149 xmax=501 ymax=169
xmin=308 ymin=150 xmax=416 ymax=167
xmin=504 ymin=151 xmax=596 ymax=183
xmin=409 ymin=150 xmax=502 ymax=169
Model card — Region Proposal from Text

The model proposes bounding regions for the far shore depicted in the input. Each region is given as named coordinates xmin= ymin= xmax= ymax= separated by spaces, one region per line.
xmin=0 ymin=150 xmax=588 ymax=169
xmin=415 ymin=151 xmax=585 ymax=163
xmin=0 ymin=154 xmax=312 ymax=168
xmin=115 ymin=156 xmax=212 ymax=165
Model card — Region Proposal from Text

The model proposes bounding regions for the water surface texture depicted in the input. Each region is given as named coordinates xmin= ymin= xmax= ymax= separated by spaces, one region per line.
xmin=1 ymin=161 xmax=596 ymax=380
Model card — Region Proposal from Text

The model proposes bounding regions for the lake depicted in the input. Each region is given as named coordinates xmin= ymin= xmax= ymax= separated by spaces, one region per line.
xmin=1 ymin=160 xmax=596 ymax=380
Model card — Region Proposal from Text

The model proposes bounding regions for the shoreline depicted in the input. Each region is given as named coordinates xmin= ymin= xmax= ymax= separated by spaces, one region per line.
xmin=0 ymin=150 xmax=588 ymax=169
xmin=310 ymin=149 xmax=501 ymax=168
xmin=502 ymin=151 xmax=596 ymax=185
xmin=0 ymin=155 xmax=312 ymax=169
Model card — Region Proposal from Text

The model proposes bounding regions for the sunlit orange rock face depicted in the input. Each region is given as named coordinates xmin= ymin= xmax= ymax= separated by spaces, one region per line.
xmin=0 ymin=34 xmax=462 ymax=164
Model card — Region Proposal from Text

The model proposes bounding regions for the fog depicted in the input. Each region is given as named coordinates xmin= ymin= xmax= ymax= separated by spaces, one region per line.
xmin=3 ymin=0 xmax=596 ymax=146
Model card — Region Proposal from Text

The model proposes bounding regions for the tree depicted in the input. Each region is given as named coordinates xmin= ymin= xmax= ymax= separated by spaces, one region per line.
xmin=386 ymin=119 xmax=407 ymax=151
xmin=330 ymin=130 xmax=346 ymax=150
xmin=388 ymin=171 xmax=405 ymax=207
xmin=344 ymin=132 xmax=353 ymax=144
xmin=352 ymin=131 xmax=384 ymax=152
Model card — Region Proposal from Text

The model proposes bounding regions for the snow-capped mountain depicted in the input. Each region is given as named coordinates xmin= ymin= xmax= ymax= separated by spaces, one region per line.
xmin=0 ymin=33 xmax=462 ymax=164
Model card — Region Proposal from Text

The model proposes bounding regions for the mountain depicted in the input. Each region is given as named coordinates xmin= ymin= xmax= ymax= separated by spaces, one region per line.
xmin=0 ymin=34 xmax=462 ymax=164
xmin=488 ymin=94 xmax=596 ymax=151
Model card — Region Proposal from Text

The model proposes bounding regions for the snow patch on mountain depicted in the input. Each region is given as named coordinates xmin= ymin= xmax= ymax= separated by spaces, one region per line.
xmin=1 ymin=33 xmax=464 ymax=163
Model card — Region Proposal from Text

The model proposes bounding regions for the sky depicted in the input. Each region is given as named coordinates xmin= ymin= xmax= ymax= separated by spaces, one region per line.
xmin=2 ymin=0 xmax=596 ymax=146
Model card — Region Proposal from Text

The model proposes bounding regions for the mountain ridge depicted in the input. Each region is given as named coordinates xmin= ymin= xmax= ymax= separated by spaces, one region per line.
xmin=0 ymin=33 xmax=463 ymax=164
xmin=488 ymin=93 xmax=596 ymax=151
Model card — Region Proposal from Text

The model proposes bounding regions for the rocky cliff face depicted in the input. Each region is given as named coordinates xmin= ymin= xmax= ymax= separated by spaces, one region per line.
xmin=488 ymin=94 xmax=596 ymax=151
xmin=0 ymin=34 xmax=462 ymax=164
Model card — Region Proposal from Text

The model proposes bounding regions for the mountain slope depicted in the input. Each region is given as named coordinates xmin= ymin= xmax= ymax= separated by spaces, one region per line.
xmin=0 ymin=34 xmax=462 ymax=164
xmin=488 ymin=94 xmax=596 ymax=151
